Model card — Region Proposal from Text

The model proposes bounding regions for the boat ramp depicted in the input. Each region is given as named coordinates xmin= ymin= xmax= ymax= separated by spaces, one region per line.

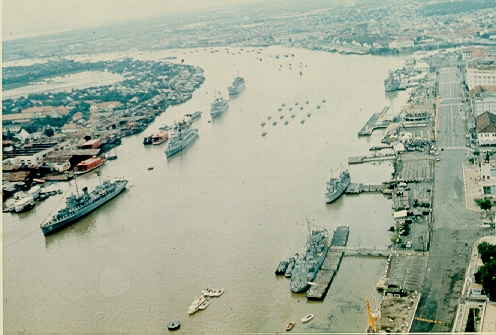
xmin=358 ymin=107 xmax=391 ymax=136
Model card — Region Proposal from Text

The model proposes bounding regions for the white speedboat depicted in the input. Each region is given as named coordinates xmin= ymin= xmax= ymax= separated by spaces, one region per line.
xmin=301 ymin=314 xmax=314 ymax=323
xmin=202 ymin=287 xmax=225 ymax=297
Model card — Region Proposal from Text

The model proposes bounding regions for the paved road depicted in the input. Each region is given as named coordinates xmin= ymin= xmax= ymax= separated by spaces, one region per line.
xmin=436 ymin=67 xmax=469 ymax=149
xmin=410 ymin=67 xmax=483 ymax=332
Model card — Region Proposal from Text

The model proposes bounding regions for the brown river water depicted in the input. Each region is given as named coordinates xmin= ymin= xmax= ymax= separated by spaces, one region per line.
xmin=3 ymin=46 xmax=410 ymax=333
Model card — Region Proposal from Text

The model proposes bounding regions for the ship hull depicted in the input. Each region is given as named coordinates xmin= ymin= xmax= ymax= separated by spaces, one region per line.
xmin=228 ymin=82 xmax=245 ymax=96
xmin=325 ymin=178 xmax=350 ymax=203
xmin=41 ymin=180 xmax=128 ymax=236
xmin=289 ymin=229 xmax=329 ymax=293
xmin=165 ymin=130 xmax=198 ymax=158
xmin=210 ymin=104 xmax=229 ymax=118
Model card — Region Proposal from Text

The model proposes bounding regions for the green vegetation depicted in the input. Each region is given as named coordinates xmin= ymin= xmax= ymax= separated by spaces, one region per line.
xmin=390 ymin=234 xmax=402 ymax=245
xmin=474 ymin=242 xmax=496 ymax=301
xmin=474 ymin=198 xmax=492 ymax=211
xmin=423 ymin=0 xmax=495 ymax=16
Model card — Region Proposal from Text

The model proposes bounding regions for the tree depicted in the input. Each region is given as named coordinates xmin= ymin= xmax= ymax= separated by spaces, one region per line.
xmin=475 ymin=259 xmax=496 ymax=301
xmin=478 ymin=242 xmax=496 ymax=263
xmin=474 ymin=198 xmax=492 ymax=211
xmin=44 ymin=127 xmax=54 ymax=137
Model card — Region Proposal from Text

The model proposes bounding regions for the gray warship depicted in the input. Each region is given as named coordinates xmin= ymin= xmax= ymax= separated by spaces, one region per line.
xmin=165 ymin=120 xmax=199 ymax=158
xmin=210 ymin=95 xmax=229 ymax=118
xmin=289 ymin=228 xmax=329 ymax=293
xmin=40 ymin=179 xmax=128 ymax=236
xmin=325 ymin=169 xmax=351 ymax=203
xmin=228 ymin=76 xmax=245 ymax=96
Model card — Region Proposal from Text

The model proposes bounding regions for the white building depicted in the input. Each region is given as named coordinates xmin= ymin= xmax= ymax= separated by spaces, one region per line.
xmin=389 ymin=37 xmax=414 ymax=49
xmin=476 ymin=111 xmax=496 ymax=146
xmin=473 ymin=92 xmax=496 ymax=118
xmin=467 ymin=59 xmax=496 ymax=90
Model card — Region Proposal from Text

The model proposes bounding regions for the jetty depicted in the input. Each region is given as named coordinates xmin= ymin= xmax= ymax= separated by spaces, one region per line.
xmin=306 ymin=226 xmax=349 ymax=300
xmin=358 ymin=107 xmax=391 ymax=136
xmin=306 ymin=251 xmax=344 ymax=299
xmin=348 ymin=153 xmax=396 ymax=165
xmin=345 ymin=183 xmax=389 ymax=194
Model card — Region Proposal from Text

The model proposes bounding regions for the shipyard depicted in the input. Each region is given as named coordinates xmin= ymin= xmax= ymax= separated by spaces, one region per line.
xmin=3 ymin=0 xmax=496 ymax=334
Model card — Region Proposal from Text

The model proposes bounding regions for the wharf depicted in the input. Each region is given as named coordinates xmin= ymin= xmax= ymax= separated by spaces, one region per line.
xmin=330 ymin=226 xmax=349 ymax=247
xmin=306 ymin=251 xmax=344 ymax=300
xmin=306 ymin=226 xmax=349 ymax=300
xmin=348 ymin=153 xmax=396 ymax=165
xmin=345 ymin=183 xmax=388 ymax=194
xmin=358 ymin=107 xmax=390 ymax=136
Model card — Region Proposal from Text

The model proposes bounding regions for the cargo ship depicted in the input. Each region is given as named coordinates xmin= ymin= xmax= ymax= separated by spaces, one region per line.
xmin=289 ymin=228 xmax=329 ymax=293
xmin=74 ymin=156 xmax=105 ymax=175
xmin=152 ymin=130 xmax=169 ymax=145
xmin=40 ymin=178 xmax=128 ymax=236
xmin=325 ymin=169 xmax=351 ymax=203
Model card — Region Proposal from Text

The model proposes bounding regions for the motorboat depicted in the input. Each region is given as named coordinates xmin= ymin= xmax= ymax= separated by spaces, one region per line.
xmin=286 ymin=321 xmax=295 ymax=331
xmin=301 ymin=314 xmax=314 ymax=323
xmin=201 ymin=287 xmax=225 ymax=297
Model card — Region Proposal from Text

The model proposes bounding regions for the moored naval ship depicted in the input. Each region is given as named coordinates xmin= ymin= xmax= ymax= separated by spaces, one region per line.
xmin=40 ymin=178 xmax=128 ymax=236
xmin=165 ymin=120 xmax=199 ymax=158
xmin=289 ymin=228 xmax=329 ymax=293
xmin=325 ymin=169 xmax=351 ymax=203
xmin=210 ymin=95 xmax=229 ymax=118
xmin=384 ymin=71 xmax=401 ymax=92
xmin=228 ymin=75 xmax=245 ymax=96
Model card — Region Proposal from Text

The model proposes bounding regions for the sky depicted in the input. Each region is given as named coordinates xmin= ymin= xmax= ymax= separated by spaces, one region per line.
xmin=2 ymin=0 xmax=268 ymax=41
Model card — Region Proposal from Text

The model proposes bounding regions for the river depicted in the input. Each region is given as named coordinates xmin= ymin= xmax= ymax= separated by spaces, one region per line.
xmin=3 ymin=46 xmax=410 ymax=333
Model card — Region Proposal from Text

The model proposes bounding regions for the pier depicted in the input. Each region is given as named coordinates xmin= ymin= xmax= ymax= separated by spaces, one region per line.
xmin=345 ymin=183 xmax=389 ymax=194
xmin=358 ymin=107 xmax=390 ymax=136
xmin=305 ymin=226 xmax=349 ymax=300
xmin=306 ymin=251 xmax=344 ymax=300
xmin=348 ymin=153 xmax=396 ymax=165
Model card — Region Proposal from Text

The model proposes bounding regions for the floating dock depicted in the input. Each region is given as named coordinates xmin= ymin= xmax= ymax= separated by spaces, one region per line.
xmin=306 ymin=226 xmax=349 ymax=300
xmin=345 ymin=183 xmax=389 ymax=194
xmin=306 ymin=251 xmax=343 ymax=300
xmin=348 ymin=153 xmax=396 ymax=165
xmin=358 ymin=107 xmax=390 ymax=136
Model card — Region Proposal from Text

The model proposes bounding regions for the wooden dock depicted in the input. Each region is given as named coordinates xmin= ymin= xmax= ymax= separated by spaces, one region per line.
xmin=358 ymin=107 xmax=390 ymax=136
xmin=345 ymin=183 xmax=387 ymax=194
xmin=348 ymin=153 xmax=396 ymax=165
xmin=306 ymin=226 xmax=349 ymax=300
xmin=306 ymin=251 xmax=344 ymax=300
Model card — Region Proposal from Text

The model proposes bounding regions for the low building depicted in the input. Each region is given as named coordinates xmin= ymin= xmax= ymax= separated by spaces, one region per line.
xmin=476 ymin=112 xmax=496 ymax=146
xmin=389 ymin=37 xmax=414 ymax=49
xmin=75 ymin=156 xmax=104 ymax=174
xmin=473 ymin=91 xmax=496 ymax=118
xmin=81 ymin=138 xmax=102 ymax=149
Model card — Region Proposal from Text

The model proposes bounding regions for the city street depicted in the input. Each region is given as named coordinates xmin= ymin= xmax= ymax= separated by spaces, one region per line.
xmin=411 ymin=67 xmax=483 ymax=332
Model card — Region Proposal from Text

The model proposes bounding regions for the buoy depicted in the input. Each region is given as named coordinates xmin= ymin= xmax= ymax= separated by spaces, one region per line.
xmin=168 ymin=321 xmax=180 ymax=331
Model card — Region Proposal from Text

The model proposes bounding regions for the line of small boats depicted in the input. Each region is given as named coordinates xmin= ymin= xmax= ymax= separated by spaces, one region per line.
xmin=187 ymin=287 xmax=225 ymax=315
xmin=261 ymin=99 xmax=327 ymax=136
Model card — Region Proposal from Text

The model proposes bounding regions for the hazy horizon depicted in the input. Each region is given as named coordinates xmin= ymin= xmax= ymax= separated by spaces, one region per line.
xmin=2 ymin=0 xmax=273 ymax=41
